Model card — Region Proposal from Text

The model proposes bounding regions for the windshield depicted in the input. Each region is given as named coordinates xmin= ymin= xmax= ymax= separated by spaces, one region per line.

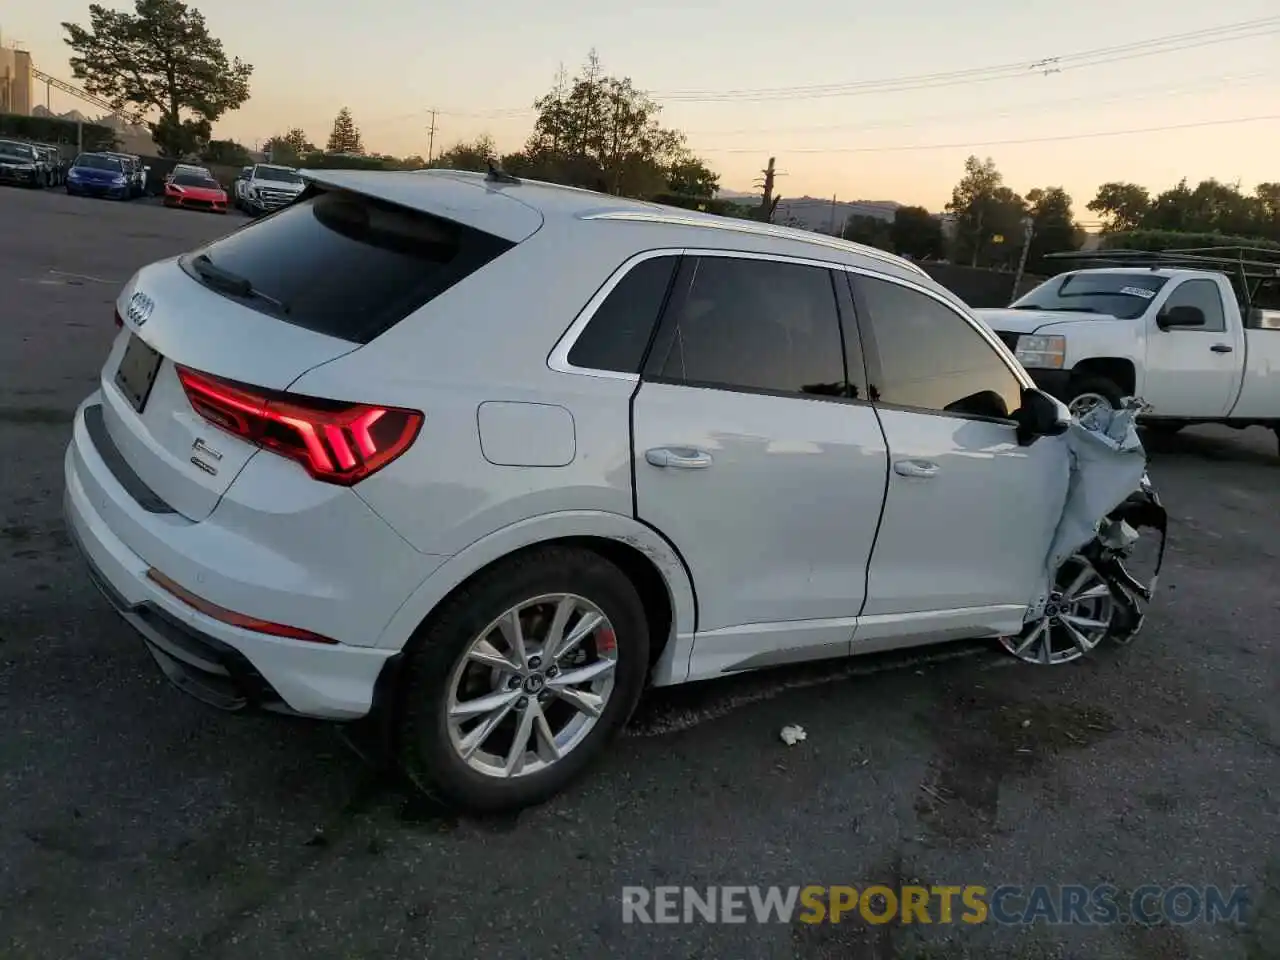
xmin=255 ymin=165 xmax=302 ymax=184
xmin=0 ymin=141 xmax=36 ymax=161
xmin=73 ymin=154 xmax=124 ymax=172
xmin=174 ymin=174 xmax=221 ymax=189
xmin=1011 ymin=272 xmax=1170 ymax=320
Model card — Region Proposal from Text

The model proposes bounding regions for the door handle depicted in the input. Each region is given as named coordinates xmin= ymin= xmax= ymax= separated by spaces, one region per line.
xmin=1210 ymin=343 xmax=1233 ymax=353
xmin=645 ymin=447 xmax=713 ymax=469
xmin=894 ymin=459 xmax=939 ymax=479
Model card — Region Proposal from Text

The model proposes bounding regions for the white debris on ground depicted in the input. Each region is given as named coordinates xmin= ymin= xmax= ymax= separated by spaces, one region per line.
xmin=780 ymin=724 xmax=807 ymax=746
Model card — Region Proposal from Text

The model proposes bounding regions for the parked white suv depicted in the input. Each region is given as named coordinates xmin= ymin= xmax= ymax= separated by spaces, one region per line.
xmin=235 ymin=162 xmax=304 ymax=215
xmin=65 ymin=169 xmax=1158 ymax=812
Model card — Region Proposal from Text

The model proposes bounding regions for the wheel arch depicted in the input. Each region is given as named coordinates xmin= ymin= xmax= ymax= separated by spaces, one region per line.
xmin=1070 ymin=357 xmax=1136 ymax=396
xmin=376 ymin=511 xmax=696 ymax=685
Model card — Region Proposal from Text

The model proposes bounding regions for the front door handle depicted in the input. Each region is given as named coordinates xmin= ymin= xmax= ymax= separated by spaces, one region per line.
xmin=1210 ymin=343 xmax=1233 ymax=353
xmin=645 ymin=447 xmax=714 ymax=469
xmin=894 ymin=459 xmax=939 ymax=479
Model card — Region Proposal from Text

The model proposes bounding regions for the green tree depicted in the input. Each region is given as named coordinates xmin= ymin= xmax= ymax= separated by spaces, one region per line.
xmin=435 ymin=135 xmax=496 ymax=172
xmin=201 ymin=139 xmax=250 ymax=165
xmin=1025 ymin=187 xmax=1083 ymax=273
xmin=326 ymin=107 xmax=364 ymax=154
xmin=946 ymin=156 xmax=1027 ymax=268
xmin=842 ymin=214 xmax=893 ymax=251
xmin=889 ymin=206 xmax=944 ymax=260
xmin=517 ymin=51 xmax=702 ymax=197
xmin=265 ymin=127 xmax=313 ymax=164
xmin=62 ymin=0 xmax=252 ymax=158
xmin=667 ymin=154 xmax=720 ymax=198
xmin=1087 ymin=182 xmax=1151 ymax=233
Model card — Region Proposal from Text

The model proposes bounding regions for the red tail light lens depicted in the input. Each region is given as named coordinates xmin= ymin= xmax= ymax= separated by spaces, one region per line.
xmin=147 ymin=567 xmax=338 ymax=644
xmin=175 ymin=365 xmax=423 ymax=486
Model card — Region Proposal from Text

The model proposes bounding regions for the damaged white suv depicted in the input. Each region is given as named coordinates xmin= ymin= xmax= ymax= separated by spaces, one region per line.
xmin=65 ymin=169 xmax=1164 ymax=812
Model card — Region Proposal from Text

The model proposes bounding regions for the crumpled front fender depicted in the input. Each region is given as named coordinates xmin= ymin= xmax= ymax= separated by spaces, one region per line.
xmin=1028 ymin=400 xmax=1165 ymax=620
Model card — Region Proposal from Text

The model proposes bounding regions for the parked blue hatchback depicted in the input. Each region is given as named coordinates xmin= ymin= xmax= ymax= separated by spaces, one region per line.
xmin=65 ymin=153 xmax=132 ymax=200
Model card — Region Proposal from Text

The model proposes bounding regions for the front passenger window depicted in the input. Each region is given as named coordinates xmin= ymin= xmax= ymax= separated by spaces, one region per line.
xmin=855 ymin=274 xmax=1022 ymax=419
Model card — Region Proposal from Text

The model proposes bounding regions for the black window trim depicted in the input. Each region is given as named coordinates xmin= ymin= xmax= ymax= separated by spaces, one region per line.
xmin=845 ymin=267 xmax=1034 ymax=427
xmin=547 ymin=247 xmax=687 ymax=382
xmin=639 ymin=250 xmax=863 ymax=407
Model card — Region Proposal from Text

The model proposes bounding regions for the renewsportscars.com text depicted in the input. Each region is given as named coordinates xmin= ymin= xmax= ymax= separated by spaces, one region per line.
xmin=621 ymin=884 xmax=1249 ymax=926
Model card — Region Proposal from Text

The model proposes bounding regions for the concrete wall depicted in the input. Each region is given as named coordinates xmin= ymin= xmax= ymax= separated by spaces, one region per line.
xmin=0 ymin=49 xmax=33 ymax=116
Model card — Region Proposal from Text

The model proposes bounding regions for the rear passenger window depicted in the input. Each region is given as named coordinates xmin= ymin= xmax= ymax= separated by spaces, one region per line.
xmin=855 ymin=274 xmax=1022 ymax=419
xmin=567 ymin=255 xmax=678 ymax=373
xmin=649 ymin=257 xmax=848 ymax=398
xmin=181 ymin=188 xmax=515 ymax=345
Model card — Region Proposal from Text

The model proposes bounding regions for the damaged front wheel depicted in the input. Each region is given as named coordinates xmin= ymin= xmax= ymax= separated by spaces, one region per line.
xmin=999 ymin=555 xmax=1116 ymax=665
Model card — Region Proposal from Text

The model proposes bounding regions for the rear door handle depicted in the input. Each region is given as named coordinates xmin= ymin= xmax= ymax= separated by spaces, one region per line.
xmin=645 ymin=447 xmax=714 ymax=469
xmin=1210 ymin=343 xmax=1233 ymax=353
xmin=894 ymin=459 xmax=939 ymax=479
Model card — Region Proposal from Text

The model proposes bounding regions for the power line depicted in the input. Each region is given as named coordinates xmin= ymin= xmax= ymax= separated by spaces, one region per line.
xmin=696 ymin=114 xmax=1280 ymax=154
xmin=653 ymin=16 xmax=1280 ymax=102
xmin=365 ymin=17 xmax=1279 ymax=124
xmin=684 ymin=71 xmax=1274 ymax=137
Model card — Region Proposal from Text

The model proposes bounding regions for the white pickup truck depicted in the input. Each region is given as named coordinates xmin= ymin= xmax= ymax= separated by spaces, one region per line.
xmin=976 ymin=248 xmax=1280 ymax=450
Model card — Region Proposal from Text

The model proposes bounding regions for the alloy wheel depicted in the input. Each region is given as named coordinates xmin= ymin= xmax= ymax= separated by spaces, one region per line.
xmin=1001 ymin=555 xmax=1115 ymax=665
xmin=445 ymin=593 xmax=619 ymax=779
xmin=1067 ymin=392 xmax=1109 ymax=419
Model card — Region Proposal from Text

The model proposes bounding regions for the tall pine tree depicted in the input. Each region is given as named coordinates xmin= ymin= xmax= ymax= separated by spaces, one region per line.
xmin=326 ymin=107 xmax=364 ymax=154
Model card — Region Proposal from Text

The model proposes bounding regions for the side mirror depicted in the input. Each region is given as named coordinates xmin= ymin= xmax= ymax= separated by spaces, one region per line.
xmin=1014 ymin=388 xmax=1070 ymax=445
xmin=1157 ymin=304 xmax=1205 ymax=330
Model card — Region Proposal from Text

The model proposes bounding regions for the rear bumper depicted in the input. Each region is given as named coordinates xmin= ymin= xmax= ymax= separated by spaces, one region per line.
xmin=64 ymin=393 xmax=418 ymax=719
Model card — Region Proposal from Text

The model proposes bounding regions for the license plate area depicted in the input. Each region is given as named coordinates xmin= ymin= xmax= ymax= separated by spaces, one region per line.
xmin=114 ymin=334 xmax=163 ymax=413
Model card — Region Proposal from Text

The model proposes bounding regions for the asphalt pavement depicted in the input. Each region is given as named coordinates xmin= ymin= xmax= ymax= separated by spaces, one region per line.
xmin=0 ymin=185 xmax=1277 ymax=960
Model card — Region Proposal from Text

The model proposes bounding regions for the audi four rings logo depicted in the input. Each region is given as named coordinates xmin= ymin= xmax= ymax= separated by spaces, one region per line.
xmin=126 ymin=291 xmax=155 ymax=326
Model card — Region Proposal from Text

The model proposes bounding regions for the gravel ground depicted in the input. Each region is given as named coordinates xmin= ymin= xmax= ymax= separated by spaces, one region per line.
xmin=0 ymin=186 xmax=1276 ymax=960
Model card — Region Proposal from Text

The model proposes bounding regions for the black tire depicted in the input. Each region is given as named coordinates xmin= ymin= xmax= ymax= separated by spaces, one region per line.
xmin=395 ymin=545 xmax=650 ymax=813
xmin=1065 ymin=375 xmax=1124 ymax=415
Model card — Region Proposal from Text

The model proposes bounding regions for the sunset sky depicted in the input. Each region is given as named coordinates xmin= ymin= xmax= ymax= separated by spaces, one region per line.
xmin=4 ymin=1 xmax=1277 ymax=212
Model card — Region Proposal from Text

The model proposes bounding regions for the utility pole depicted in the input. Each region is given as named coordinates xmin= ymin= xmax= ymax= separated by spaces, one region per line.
xmin=753 ymin=157 xmax=783 ymax=223
xmin=828 ymin=193 xmax=839 ymax=235
xmin=426 ymin=110 xmax=437 ymax=166
xmin=1012 ymin=216 xmax=1035 ymax=300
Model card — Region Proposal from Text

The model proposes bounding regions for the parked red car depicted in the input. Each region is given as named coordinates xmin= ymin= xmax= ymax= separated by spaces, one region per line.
xmin=163 ymin=173 xmax=228 ymax=213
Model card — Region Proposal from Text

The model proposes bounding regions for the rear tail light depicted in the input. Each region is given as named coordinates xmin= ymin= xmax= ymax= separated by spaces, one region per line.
xmin=175 ymin=365 xmax=423 ymax=486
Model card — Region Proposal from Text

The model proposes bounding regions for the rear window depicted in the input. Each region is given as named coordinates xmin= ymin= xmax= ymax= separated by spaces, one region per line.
xmin=180 ymin=188 xmax=515 ymax=344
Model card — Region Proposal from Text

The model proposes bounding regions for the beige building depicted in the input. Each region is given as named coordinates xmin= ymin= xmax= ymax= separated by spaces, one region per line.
xmin=1 ymin=47 xmax=33 ymax=115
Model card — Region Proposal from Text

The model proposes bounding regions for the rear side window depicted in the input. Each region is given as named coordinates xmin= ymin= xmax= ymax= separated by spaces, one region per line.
xmin=181 ymin=188 xmax=515 ymax=344
xmin=567 ymin=255 xmax=678 ymax=373
xmin=647 ymin=256 xmax=848 ymax=397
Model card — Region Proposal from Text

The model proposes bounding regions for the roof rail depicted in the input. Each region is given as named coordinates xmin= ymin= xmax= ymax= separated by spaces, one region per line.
xmin=580 ymin=209 xmax=929 ymax=277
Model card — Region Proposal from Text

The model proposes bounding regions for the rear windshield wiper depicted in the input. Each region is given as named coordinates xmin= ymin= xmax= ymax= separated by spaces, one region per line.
xmin=190 ymin=254 xmax=290 ymax=314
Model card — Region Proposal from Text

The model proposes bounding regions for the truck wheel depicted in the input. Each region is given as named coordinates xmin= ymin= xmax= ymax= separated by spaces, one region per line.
xmin=395 ymin=545 xmax=650 ymax=813
xmin=1065 ymin=376 xmax=1124 ymax=419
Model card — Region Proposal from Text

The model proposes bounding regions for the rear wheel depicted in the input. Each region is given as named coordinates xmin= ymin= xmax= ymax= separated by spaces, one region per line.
xmin=1065 ymin=376 xmax=1124 ymax=419
xmin=396 ymin=546 xmax=650 ymax=813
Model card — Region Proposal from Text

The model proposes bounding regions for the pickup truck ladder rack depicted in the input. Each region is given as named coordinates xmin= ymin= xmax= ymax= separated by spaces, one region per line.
xmin=1045 ymin=246 xmax=1280 ymax=312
